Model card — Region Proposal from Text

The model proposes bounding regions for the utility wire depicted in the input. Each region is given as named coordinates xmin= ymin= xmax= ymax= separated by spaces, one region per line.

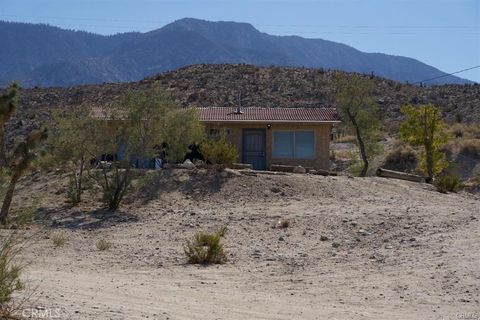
xmin=1 ymin=14 xmax=478 ymax=29
xmin=412 ymin=65 xmax=480 ymax=85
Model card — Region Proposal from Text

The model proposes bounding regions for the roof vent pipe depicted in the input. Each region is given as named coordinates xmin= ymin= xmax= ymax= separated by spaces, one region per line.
xmin=234 ymin=92 xmax=244 ymax=114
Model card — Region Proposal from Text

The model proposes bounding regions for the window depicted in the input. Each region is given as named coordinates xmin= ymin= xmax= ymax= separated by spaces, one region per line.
xmin=208 ymin=128 xmax=231 ymax=138
xmin=273 ymin=131 xmax=315 ymax=159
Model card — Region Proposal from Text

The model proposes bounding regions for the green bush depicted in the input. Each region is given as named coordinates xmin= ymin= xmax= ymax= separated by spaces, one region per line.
xmin=200 ymin=136 xmax=238 ymax=167
xmin=66 ymin=174 xmax=81 ymax=205
xmin=0 ymin=233 xmax=24 ymax=310
xmin=434 ymin=174 xmax=465 ymax=193
xmin=184 ymin=229 xmax=228 ymax=265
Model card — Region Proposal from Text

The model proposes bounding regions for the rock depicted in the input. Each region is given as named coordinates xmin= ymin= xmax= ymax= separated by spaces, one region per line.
xmin=276 ymin=219 xmax=290 ymax=228
xmin=320 ymin=235 xmax=329 ymax=241
xmin=292 ymin=166 xmax=306 ymax=174
xmin=180 ymin=159 xmax=195 ymax=169
xmin=270 ymin=186 xmax=282 ymax=193
xmin=278 ymin=236 xmax=285 ymax=241
xmin=332 ymin=242 xmax=340 ymax=248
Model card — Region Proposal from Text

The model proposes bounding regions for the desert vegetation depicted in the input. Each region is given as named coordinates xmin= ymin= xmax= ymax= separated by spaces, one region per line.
xmin=184 ymin=228 xmax=228 ymax=265
xmin=0 ymin=71 xmax=478 ymax=319
xmin=335 ymin=74 xmax=381 ymax=177
xmin=0 ymin=83 xmax=47 ymax=224
xmin=0 ymin=233 xmax=24 ymax=318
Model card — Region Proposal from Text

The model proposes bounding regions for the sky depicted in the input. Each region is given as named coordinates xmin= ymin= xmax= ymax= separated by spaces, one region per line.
xmin=1 ymin=0 xmax=479 ymax=82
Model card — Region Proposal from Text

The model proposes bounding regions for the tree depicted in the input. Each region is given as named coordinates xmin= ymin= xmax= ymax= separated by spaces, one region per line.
xmin=400 ymin=104 xmax=449 ymax=182
xmin=50 ymin=109 xmax=100 ymax=204
xmin=162 ymin=108 xmax=204 ymax=163
xmin=336 ymin=74 xmax=381 ymax=177
xmin=90 ymin=84 xmax=204 ymax=210
xmin=0 ymin=84 xmax=48 ymax=224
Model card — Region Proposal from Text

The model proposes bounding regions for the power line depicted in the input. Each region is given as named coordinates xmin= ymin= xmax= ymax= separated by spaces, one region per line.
xmin=1 ymin=14 xmax=478 ymax=31
xmin=412 ymin=65 xmax=480 ymax=85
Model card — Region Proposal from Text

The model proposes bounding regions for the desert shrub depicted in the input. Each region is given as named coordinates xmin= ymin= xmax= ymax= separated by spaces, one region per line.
xmin=0 ymin=233 xmax=24 ymax=311
xmin=334 ymin=135 xmax=357 ymax=143
xmin=184 ymin=229 xmax=228 ymax=265
xmin=383 ymin=142 xmax=418 ymax=172
xmin=96 ymin=239 xmax=112 ymax=251
xmin=448 ymin=123 xmax=480 ymax=139
xmin=51 ymin=232 xmax=67 ymax=247
xmin=458 ymin=139 xmax=480 ymax=158
xmin=434 ymin=174 xmax=465 ymax=193
xmin=200 ymin=136 xmax=238 ymax=167
xmin=14 ymin=198 xmax=41 ymax=228
xmin=66 ymin=173 xmax=82 ymax=205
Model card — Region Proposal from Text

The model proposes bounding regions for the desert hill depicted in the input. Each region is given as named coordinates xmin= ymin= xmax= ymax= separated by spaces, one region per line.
xmin=0 ymin=18 xmax=472 ymax=87
xmin=7 ymin=64 xmax=480 ymax=148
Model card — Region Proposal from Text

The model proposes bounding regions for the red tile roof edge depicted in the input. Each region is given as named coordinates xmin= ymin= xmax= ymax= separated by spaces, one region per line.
xmin=194 ymin=107 xmax=341 ymax=123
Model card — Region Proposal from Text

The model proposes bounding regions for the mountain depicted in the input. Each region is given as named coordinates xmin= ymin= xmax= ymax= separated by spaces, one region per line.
xmin=0 ymin=18 xmax=473 ymax=87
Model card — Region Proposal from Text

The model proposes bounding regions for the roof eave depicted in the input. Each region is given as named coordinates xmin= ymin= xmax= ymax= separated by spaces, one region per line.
xmin=200 ymin=120 xmax=341 ymax=123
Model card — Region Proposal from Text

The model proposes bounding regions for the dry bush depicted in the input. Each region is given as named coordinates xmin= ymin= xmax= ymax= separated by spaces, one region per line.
xmin=96 ymin=239 xmax=112 ymax=251
xmin=458 ymin=139 xmax=480 ymax=158
xmin=51 ymin=232 xmax=67 ymax=247
xmin=448 ymin=123 xmax=480 ymax=139
xmin=383 ymin=142 xmax=418 ymax=172
xmin=334 ymin=135 xmax=357 ymax=143
xmin=332 ymin=149 xmax=351 ymax=160
xmin=0 ymin=233 xmax=24 ymax=316
xmin=434 ymin=174 xmax=465 ymax=193
xmin=184 ymin=230 xmax=228 ymax=265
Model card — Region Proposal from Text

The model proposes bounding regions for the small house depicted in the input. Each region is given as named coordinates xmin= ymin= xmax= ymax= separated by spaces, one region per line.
xmin=196 ymin=107 xmax=340 ymax=171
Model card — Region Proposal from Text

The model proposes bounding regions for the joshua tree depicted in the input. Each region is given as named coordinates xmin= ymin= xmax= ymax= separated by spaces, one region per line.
xmin=0 ymin=83 xmax=47 ymax=224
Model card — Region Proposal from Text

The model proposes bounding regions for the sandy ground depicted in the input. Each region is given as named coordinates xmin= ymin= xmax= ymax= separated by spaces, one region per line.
xmin=5 ymin=169 xmax=480 ymax=319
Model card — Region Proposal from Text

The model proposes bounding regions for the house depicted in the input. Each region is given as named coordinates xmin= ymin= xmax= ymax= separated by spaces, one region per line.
xmin=196 ymin=107 xmax=340 ymax=171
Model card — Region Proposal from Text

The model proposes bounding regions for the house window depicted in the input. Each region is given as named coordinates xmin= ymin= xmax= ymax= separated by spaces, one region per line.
xmin=273 ymin=131 xmax=315 ymax=159
xmin=208 ymin=128 xmax=231 ymax=138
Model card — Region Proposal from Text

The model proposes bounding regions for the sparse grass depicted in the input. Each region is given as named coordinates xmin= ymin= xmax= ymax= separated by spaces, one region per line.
xmin=0 ymin=233 xmax=24 ymax=314
xmin=458 ymin=139 xmax=480 ymax=158
xmin=331 ymin=149 xmax=351 ymax=160
xmin=334 ymin=135 xmax=357 ymax=143
xmin=184 ymin=229 xmax=228 ymax=265
xmin=434 ymin=174 xmax=465 ymax=193
xmin=12 ymin=198 xmax=42 ymax=229
xmin=96 ymin=239 xmax=112 ymax=251
xmin=216 ymin=225 xmax=228 ymax=237
xmin=51 ymin=232 xmax=67 ymax=247
xmin=447 ymin=123 xmax=480 ymax=139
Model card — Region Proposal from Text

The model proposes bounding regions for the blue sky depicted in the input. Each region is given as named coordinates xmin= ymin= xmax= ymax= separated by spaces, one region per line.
xmin=1 ymin=0 xmax=479 ymax=82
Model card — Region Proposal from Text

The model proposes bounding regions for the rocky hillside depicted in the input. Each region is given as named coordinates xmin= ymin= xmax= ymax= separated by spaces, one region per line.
xmin=0 ymin=18 xmax=472 ymax=87
xmin=4 ymin=64 xmax=480 ymax=146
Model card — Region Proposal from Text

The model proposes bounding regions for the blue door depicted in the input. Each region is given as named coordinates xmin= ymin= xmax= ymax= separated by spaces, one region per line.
xmin=242 ymin=129 xmax=266 ymax=170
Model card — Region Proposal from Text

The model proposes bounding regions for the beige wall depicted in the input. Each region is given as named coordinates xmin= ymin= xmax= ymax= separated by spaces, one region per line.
xmin=204 ymin=122 xmax=333 ymax=170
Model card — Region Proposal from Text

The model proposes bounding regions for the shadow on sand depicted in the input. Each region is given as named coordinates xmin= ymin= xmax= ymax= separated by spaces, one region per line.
xmin=36 ymin=206 xmax=138 ymax=230
xmin=136 ymin=168 xmax=233 ymax=204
